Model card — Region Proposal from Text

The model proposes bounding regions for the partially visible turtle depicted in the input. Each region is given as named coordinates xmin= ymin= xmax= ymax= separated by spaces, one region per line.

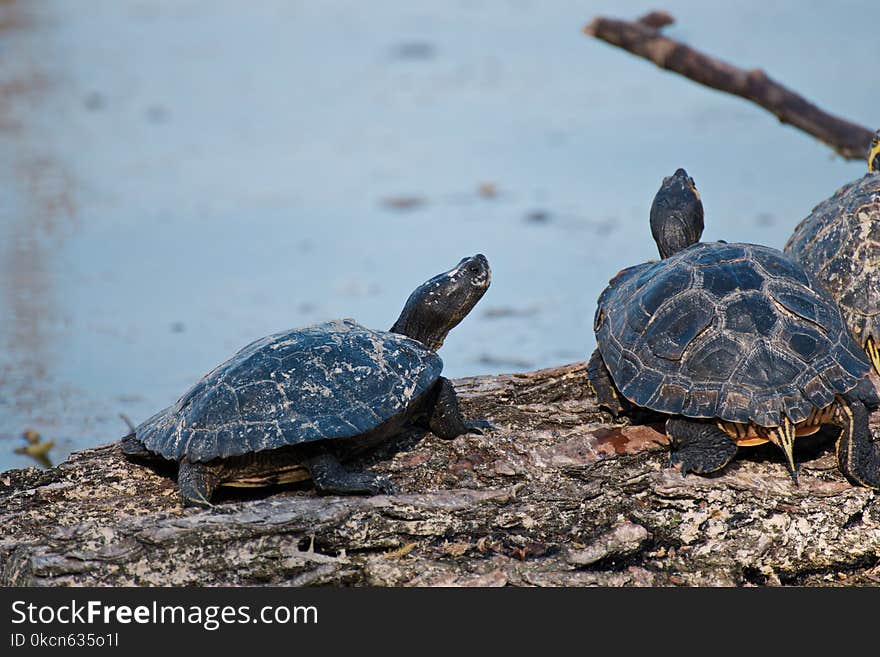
xmin=589 ymin=169 xmax=880 ymax=487
xmin=784 ymin=129 xmax=880 ymax=376
xmin=122 ymin=254 xmax=492 ymax=507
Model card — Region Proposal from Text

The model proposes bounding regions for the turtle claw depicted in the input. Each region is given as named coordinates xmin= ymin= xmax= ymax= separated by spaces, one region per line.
xmin=669 ymin=453 xmax=694 ymax=476
xmin=669 ymin=448 xmax=729 ymax=476
xmin=182 ymin=493 xmax=215 ymax=510
xmin=352 ymin=473 xmax=397 ymax=496
xmin=466 ymin=419 xmax=494 ymax=435
xmin=374 ymin=476 xmax=399 ymax=495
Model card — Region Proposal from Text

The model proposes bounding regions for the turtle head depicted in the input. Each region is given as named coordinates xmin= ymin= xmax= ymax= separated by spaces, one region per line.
xmin=869 ymin=130 xmax=880 ymax=174
xmin=391 ymin=254 xmax=491 ymax=351
xmin=650 ymin=168 xmax=705 ymax=259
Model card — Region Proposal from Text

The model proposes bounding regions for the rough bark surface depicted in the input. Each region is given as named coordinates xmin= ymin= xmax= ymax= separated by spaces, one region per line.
xmin=584 ymin=12 xmax=875 ymax=161
xmin=2 ymin=364 xmax=880 ymax=587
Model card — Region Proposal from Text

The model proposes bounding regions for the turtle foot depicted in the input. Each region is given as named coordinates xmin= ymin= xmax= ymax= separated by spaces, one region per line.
xmin=465 ymin=419 xmax=495 ymax=435
xmin=316 ymin=471 xmax=398 ymax=496
xmin=306 ymin=452 xmax=397 ymax=495
xmin=666 ymin=417 xmax=738 ymax=476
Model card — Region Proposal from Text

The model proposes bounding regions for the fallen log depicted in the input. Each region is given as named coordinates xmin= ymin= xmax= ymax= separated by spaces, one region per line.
xmin=583 ymin=11 xmax=875 ymax=161
xmin=2 ymin=364 xmax=879 ymax=587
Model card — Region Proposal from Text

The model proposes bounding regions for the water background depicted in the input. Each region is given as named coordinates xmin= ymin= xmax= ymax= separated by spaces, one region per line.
xmin=2 ymin=0 xmax=877 ymax=470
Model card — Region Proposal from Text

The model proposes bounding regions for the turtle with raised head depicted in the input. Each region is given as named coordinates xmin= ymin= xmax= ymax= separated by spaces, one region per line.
xmin=122 ymin=254 xmax=492 ymax=507
xmin=588 ymin=169 xmax=880 ymax=487
xmin=784 ymin=130 xmax=880 ymax=375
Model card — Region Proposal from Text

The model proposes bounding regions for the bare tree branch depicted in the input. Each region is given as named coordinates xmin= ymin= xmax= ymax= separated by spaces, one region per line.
xmin=584 ymin=12 xmax=874 ymax=161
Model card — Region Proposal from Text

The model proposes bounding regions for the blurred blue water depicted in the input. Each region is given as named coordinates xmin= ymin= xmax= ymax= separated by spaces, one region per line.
xmin=1 ymin=0 xmax=877 ymax=470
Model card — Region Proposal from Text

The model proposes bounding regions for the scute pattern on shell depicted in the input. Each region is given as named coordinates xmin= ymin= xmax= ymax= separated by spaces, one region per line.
xmin=595 ymin=242 xmax=870 ymax=427
xmin=784 ymin=173 xmax=880 ymax=344
xmin=133 ymin=319 xmax=443 ymax=462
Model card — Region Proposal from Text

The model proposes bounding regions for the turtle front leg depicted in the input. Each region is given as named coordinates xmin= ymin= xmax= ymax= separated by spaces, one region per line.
xmin=178 ymin=459 xmax=223 ymax=508
xmin=303 ymin=452 xmax=397 ymax=495
xmin=426 ymin=377 xmax=489 ymax=439
xmin=835 ymin=397 xmax=880 ymax=489
xmin=666 ymin=417 xmax=738 ymax=476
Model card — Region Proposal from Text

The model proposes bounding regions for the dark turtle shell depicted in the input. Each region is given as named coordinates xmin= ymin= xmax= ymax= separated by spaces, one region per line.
xmin=132 ymin=319 xmax=442 ymax=462
xmin=784 ymin=172 xmax=880 ymax=347
xmin=594 ymin=242 xmax=870 ymax=427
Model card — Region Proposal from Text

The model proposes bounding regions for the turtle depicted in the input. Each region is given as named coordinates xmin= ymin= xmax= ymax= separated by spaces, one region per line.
xmin=122 ymin=254 xmax=492 ymax=507
xmin=784 ymin=129 xmax=880 ymax=376
xmin=588 ymin=168 xmax=880 ymax=487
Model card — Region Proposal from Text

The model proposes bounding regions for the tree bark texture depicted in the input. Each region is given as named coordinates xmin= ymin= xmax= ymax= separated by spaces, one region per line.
xmin=2 ymin=364 xmax=880 ymax=587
